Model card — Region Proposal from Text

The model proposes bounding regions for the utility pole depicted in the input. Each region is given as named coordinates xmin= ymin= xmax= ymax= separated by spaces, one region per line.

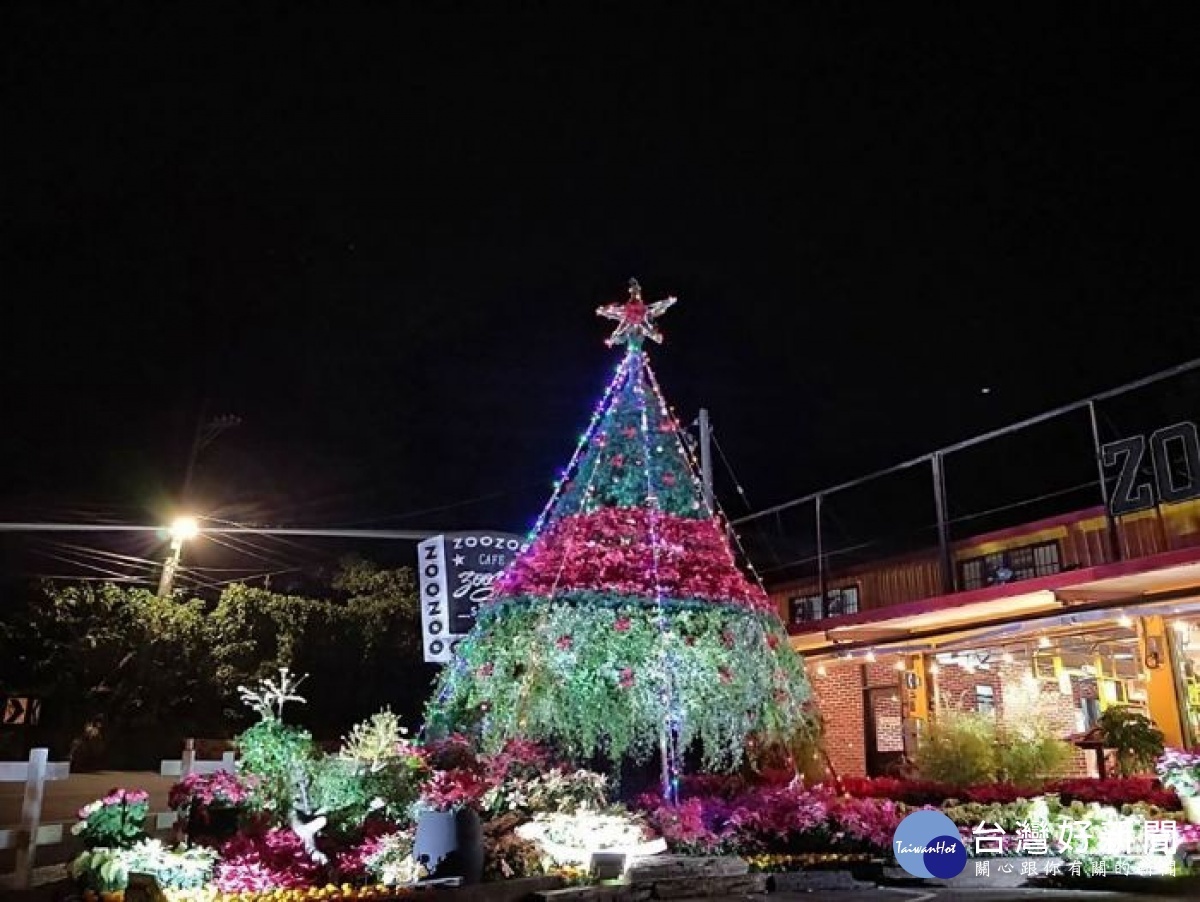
xmin=182 ymin=410 xmax=241 ymax=503
xmin=698 ymin=408 xmax=715 ymax=512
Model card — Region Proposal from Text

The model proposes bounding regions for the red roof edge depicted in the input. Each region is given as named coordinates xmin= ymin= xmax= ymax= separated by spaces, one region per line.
xmin=786 ymin=543 xmax=1200 ymax=637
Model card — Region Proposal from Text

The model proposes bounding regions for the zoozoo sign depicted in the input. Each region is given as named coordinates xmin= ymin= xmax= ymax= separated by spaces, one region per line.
xmin=417 ymin=531 xmax=525 ymax=663
xmin=1102 ymin=421 xmax=1200 ymax=515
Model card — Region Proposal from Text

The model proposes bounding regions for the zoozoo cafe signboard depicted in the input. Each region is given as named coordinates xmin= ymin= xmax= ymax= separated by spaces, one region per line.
xmin=1102 ymin=420 xmax=1200 ymax=515
xmin=417 ymin=531 xmax=525 ymax=663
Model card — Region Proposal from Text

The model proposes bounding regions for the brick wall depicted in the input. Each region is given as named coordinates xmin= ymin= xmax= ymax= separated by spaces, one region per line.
xmin=931 ymin=659 xmax=1092 ymax=777
xmin=808 ymin=660 xmax=866 ymax=777
xmin=807 ymin=656 xmax=1097 ymax=779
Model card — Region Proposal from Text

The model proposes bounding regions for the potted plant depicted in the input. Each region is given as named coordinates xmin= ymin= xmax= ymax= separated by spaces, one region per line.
xmin=168 ymin=770 xmax=257 ymax=841
xmin=1096 ymin=706 xmax=1164 ymax=776
xmin=1157 ymin=748 xmax=1200 ymax=824
xmin=413 ymin=738 xmax=490 ymax=884
xmin=71 ymin=789 xmax=150 ymax=850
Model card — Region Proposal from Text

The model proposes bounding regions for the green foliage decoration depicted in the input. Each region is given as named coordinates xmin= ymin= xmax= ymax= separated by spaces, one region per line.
xmin=430 ymin=598 xmax=807 ymax=771
xmin=1098 ymin=706 xmax=1165 ymax=776
xmin=68 ymin=840 xmax=216 ymax=893
xmin=237 ymin=718 xmax=317 ymax=822
xmin=996 ymin=733 xmax=1073 ymax=788
xmin=336 ymin=709 xmax=427 ymax=824
xmin=915 ymin=712 xmax=998 ymax=788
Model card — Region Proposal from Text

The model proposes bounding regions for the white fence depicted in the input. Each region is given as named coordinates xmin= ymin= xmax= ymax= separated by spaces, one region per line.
xmin=0 ymin=748 xmax=71 ymax=890
xmin=0 ymin=740 xmax=237 ymax=889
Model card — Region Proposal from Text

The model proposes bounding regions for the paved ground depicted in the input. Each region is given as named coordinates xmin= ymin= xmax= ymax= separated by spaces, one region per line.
xmin=0 ymin=771 xmax=174 ymax=825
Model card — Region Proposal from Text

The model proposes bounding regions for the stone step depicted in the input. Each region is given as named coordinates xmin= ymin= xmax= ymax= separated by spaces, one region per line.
xmin=625 ymin=856 xmax=749 ymax=884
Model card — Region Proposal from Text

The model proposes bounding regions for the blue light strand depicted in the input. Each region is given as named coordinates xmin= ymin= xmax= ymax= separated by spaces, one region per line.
xmin=633 ymin=348 xmax=683 ymax=804
xmin=539 ymin=351 xmax=636 ymax=600
xmin=525 ymin=353 xmax=634 ymax=542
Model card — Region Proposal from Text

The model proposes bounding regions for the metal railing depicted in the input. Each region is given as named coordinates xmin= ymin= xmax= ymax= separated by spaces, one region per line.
xmin=734 ymin=357 xmax=1200 ymax=602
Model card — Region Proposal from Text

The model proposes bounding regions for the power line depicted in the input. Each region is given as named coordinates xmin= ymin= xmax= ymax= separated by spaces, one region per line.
xmin=0 ymin=523 xmax=437 ymax=539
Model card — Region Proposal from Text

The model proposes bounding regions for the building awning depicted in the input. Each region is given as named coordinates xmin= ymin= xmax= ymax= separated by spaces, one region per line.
xmin=790 ymin=544 xmax=1200 ymax=657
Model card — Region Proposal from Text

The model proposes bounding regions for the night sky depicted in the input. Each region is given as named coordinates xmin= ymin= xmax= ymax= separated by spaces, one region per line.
xmin=3 ymin=4 xmax=1199 ymax=584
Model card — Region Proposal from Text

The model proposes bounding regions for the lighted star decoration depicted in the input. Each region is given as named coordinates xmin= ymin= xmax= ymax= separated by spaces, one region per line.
xmin=596 ymin=278 xmax=677 ymax=347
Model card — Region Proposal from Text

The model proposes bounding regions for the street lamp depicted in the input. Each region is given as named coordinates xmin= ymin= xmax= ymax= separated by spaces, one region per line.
xmin=158 ymin=516 xmax=200 ymax=597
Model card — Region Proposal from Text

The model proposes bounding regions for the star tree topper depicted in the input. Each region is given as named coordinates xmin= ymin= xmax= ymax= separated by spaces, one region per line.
xmin=596 ymin=278 xmax=677 ymax=347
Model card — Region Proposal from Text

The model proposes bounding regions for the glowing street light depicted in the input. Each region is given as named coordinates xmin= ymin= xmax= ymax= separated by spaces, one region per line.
xmin=169 ymin=516 xmax=200 ymax=542
xmin=158 ymin=515 xmax=200 ymax=597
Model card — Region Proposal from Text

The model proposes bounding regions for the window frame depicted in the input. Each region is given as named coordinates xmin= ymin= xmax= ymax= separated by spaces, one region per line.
xmin=787 ymin=584 xmax=861 ymax=626
xmin=958 ymin=539 xmax=1063 ymax=591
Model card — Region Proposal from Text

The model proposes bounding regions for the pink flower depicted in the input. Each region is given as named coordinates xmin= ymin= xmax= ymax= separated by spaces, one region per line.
xmin=169 ymin=771 xmax=256 ymax=814
xmin=619 ymin=667 xmax=635 ymax=688
xmin=614 ymin=617 xmax=632 ymax=633
xmin=420 ymin=768 xmax=491 ymax=812
xmin=556 ymin=635 xmax=572 ymax=650
xmin=215 ymin=829 xmax=323 ymax=893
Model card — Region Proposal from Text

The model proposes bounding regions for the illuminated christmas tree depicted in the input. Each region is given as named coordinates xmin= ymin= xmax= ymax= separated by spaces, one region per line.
xmin=428 ymin=280 xmax=811 ymax=794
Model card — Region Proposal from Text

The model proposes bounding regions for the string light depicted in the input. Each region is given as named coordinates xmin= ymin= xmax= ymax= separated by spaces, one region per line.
xmin=1038 ymin=636 xmax=1051 ymax=649
xmin=1117 ymin=614 xmax=1133 ymax=628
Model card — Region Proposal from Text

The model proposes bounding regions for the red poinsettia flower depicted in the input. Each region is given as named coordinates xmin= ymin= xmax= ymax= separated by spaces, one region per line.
xmin=556 ymin=635 xmax=572 ymax=650
xmin=614 ymin=616 xmax=632 ymax=632
xmin=612 ymin=454 xmax=625 ymax=467
xmin=619 ymin=667 xmax=636 ymax=688
xmin=766 ymin=633 xmax=779 ymax=649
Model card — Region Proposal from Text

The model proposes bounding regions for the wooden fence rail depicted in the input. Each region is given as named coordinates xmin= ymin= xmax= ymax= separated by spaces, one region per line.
xmin=0 ymin=748 xmax=71 ymax=890
xmin=0 ymin=739 xmax=236 ymax=890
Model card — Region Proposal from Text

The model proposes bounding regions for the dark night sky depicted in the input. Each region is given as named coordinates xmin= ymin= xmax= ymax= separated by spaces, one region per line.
xmin=3 ymin=3 xmax=1199 ymax=577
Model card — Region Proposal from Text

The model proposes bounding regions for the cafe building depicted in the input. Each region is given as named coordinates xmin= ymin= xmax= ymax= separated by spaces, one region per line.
xmin=738 ymin=362 xmax=1200 ymax=778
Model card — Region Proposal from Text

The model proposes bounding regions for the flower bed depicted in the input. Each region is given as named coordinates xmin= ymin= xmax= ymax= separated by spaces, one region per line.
xmin=159 ymin=883 xmax=416 ymax=902
xmin=635 ymin=778 xmax=1196 ymax=868
xmin=61 ymin=671 xmax=1200 ymax=900
xmin=837 ymin=775 xmax=1181 ymax=809
xmin=635 ymin=784 xmax=903 ymax=857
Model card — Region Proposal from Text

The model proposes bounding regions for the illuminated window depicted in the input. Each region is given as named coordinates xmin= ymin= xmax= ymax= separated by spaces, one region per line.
xmin=787 ymin=586 xmax=860 ymax=625
xmin=975 ymin=684 xmax=995 ymax=715
xmin=959 ymin=540 xmax=1062 ymax=591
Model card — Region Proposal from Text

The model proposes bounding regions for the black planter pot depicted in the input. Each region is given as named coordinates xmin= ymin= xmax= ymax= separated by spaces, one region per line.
xmin=187 ymin=805 xmax=240 ymax=842
xmin=413 ymin=808 xmax=484 ymax=884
